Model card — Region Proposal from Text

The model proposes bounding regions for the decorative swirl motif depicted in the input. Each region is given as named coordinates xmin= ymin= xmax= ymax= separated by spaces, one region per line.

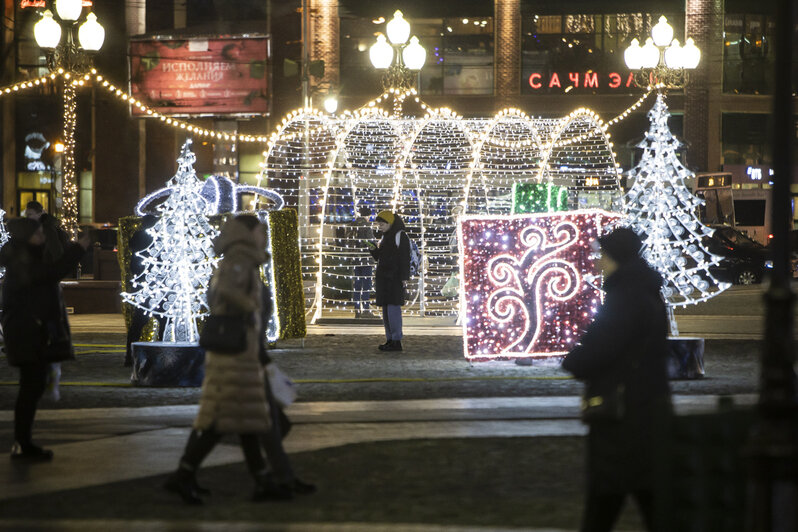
xmin=485 ymin=220 xmax=581 ymax=355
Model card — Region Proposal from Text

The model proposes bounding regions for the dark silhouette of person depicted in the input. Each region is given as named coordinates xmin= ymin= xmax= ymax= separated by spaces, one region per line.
xmin=350 ymin=206 xmax=375 ymax=317
xmin=0 ymin=217 xmax=89 ymax=461
xmin=124 ymin=215 xmax=165 ymax=366
xmin=562 ymin=227 xmax=671 ymax=532
xmin=25 ymin=201 xmax=69 ymax=264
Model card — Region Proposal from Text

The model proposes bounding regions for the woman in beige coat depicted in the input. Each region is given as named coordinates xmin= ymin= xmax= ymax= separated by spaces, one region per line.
xmin=165 ymin=215 xmax=285 ymax=505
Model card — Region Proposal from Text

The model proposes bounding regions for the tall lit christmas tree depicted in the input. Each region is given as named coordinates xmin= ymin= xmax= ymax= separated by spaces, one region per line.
xmin=625 ymin=94 xmax=730 ymax=331
xmin=122 ymin=140 xmax=219 ymax=343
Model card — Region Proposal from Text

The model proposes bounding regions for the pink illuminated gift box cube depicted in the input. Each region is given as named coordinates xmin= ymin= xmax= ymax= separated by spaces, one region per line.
xmin=457 ymin=209 xmax=623 ymax=362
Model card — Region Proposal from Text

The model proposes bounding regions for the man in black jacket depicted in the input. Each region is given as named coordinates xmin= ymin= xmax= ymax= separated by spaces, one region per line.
xmin=562 ymin=227 xmax=671 ymax=532
xmin=0 ymin=218 xmax=88 ymax=461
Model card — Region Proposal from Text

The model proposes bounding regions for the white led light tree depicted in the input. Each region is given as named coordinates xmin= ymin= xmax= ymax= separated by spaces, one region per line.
xmin=122 ymin=140 xmax=219 ymax=343
xmin=0 ymin=208 xmax=8 ymax=248
xmin=625 ymin=93 xmax=730 ymax=333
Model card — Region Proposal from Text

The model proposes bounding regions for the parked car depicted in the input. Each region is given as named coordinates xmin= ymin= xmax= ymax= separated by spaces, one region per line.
xmin=705 ymin=226 xmax=771 ymax=285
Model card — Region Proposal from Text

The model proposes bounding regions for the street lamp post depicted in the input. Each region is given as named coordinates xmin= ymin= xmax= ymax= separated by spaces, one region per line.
xmin=623 ymin=16 xmax=700 ymax=89
xmin=369 ymin=11 xmax=426 ymax=94
xmin=33 ymin=0 xmax=105 ymax=237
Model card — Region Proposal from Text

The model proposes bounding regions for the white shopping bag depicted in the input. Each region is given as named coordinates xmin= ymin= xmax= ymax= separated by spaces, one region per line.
xmin=265 ymin=362 xmax=297 ymax=408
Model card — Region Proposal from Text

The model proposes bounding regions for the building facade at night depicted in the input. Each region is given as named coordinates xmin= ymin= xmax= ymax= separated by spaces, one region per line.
xmin=0 ymin=0 xmax=795 ymax=227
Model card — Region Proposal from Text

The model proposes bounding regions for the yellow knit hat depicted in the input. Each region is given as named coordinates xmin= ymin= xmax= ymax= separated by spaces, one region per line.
xmin=376 ymin=210 xmax=395 ymax=225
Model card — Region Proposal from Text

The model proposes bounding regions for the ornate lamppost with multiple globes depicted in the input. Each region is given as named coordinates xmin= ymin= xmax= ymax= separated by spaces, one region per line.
xmin=623 ymin=16 xmax=700 ymax=90
xmin=369 ymin=10 xmax=426 ymax=94
xmin=33 ymin=0 xmax=105 ymax=237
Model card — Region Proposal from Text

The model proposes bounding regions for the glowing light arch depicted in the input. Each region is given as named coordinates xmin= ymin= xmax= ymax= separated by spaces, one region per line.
xmin=537 ymin=109 xmax=623 ymax=212
xmin=258 ymin=105 xmax=623 ymax=321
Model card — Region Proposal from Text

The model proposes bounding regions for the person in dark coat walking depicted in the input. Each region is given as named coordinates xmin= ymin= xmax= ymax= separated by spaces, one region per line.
xmin=165 ymin=215 xmax=281 ymax=505
xmin=561 ymin=227 xmax=671 ymax=532
xmin=368 ymin=210 xmax=410 ymax=352
xmin=124 ymin=214 xmax=165 ymax=366
xmin=0 ymin=218 xmax=88 ymax=461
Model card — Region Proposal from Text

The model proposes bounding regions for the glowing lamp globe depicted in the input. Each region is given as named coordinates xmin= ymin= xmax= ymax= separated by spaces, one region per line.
xmin=640 ymin=38 xmax=660 ymax=69
xmin=54 ymin=0 xmax=83 ymax=21
xmin=386 ymin=10 xmax=410 ymax=45
xmin=402 ymin=36 xmax=426 ymax=70
xmin=681 ymin=38 xmax=701 ymax=69
xmin=34 ymin=10 xmax=62 ymax=49
xmin=78 ymin=13 xmax=105 ymax=51
xmin=651 ymin=16 xmax=674 ymax=47
xmin=369 ymin=34 xmax=393 ymax=69
xmin=323 ymin=95 xmax=338 ymax=114
xmin=664 ymin=39 xmax=684 ymax=68
xmin=623 ymin=38 xmax=643 ymax=70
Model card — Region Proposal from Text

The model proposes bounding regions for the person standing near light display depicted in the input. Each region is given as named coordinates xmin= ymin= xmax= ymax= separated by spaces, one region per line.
xmin=0 ymin=218 xmax=89 ymax=461
xmin=368 ymin=210 xmax=410 ymax=352
xmin=561 ymin=227 xmax=671 ymax=532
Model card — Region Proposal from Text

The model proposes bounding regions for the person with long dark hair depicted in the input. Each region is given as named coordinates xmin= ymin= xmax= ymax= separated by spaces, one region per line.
xmin=0 ymin=218 xmax=88 ymax=461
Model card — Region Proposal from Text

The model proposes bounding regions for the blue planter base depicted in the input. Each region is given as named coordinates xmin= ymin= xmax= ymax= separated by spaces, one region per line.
xmin=131 ymin=341 xmax=205 ymax=387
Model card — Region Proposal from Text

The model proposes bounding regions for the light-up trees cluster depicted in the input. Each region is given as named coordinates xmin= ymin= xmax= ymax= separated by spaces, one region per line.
xmin=624 ymin=93 xmax=730 ymax=331
xmin=122 ymin=140 xmax=219 ymax=343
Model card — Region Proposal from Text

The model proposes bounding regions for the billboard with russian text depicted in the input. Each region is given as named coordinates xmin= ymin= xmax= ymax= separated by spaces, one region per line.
xmin=129 ymin=36 xmax=270 ymax=116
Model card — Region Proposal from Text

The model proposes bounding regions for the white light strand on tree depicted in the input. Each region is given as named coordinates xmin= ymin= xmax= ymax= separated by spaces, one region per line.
xmin=0 ymin=208 xmax=8 ymax=279
xmin=122 ymin=139 xmax=220 ymax=343
xmin=624 ymin=93 xmax=730 ymax=318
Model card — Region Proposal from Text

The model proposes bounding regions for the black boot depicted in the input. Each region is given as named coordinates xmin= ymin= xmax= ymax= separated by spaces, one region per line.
xmin=384 ymin=340 xmax=402 ymax=352
xmin=378 ymin=340 xmax=392 ymax=351
xmin=10 ymin=442 xmax=53 ymax=462
xmin=164 ymin=468 xmax=204 ymax=505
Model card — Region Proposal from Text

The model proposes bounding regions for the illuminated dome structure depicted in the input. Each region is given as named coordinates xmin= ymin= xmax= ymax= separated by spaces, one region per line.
xmin=254 ymin=93 xmax=626 ymax=322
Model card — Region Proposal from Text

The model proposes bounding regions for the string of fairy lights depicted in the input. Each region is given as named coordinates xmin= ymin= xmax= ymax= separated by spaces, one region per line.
xmin=256 ymin=93 xmax=631 ymax=320
xmin=1 ymin=69 xmax=655 ymax=321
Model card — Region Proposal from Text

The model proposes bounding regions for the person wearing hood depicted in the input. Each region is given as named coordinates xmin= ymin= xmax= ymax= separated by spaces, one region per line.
xmin=0 ymin=217 xmax=88 ymax=461
xmin=164 ymin=215 xmax=284 ymax=505
xmin=561 ymin=227 xmax=671 ymax=532
xmin=368 ymin=210 xmax=411 ymax=352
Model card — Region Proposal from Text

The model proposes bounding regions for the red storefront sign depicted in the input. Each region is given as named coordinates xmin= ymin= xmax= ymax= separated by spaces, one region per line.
xmin=20 ymin=0 xmax=92 ymax=7
xmin=130 ymin=37 xmax=270 ymax=116
xmin=527 ymin=71 xmax=635 ymax=90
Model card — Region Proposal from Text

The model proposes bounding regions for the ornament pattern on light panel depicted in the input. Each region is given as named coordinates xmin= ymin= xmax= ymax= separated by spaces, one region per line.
xmin=460 ymin=210 xmax=622 ymax=361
